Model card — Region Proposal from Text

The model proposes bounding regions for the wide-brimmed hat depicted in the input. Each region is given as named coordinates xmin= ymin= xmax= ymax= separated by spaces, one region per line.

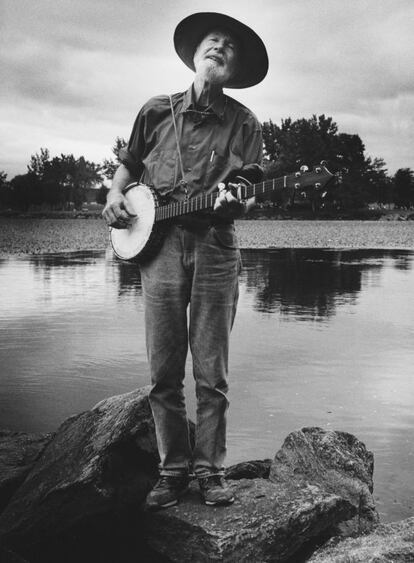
xmin=174 ymin=12 xmax=268 ymax=89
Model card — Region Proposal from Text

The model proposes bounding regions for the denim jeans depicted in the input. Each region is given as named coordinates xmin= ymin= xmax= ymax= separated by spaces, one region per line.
xmin=139 ymin=223 xmax=241 ymax=477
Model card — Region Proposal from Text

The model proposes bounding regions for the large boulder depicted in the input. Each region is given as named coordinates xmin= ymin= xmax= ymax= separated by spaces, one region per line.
xmin=269 ymin=427 xmax=378 ymax=535
xmin=146 ymin=478 xmax=354 ymax=563
xmin=0 ymin=430 xmax=52 ymax=514
xmin=0 ymin=546 xmax=30 ymax=562
xmin=0 ymin=403 xmax=380 ymax=563
xmin=144 ymin=427 xmax=378 ymax=562
xmin=0 ymin=387 xmax=160 ymax=558
xmin=308 ymin=517 xmax=414 ymax=562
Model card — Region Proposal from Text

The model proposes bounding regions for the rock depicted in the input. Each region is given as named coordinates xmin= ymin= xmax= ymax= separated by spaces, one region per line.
xmin=145 ymin=427 xmax=377 ymax=562
xmin=0 ymin=387 xmax=159 ymax=558
xmin=146 ymin=478 xmax=354 ymax=563
xmin=225 ymin=459 xmax=272 ymax=480
xmin=308 ymin=516 xmax=414 ymax=562
xmin=0 ymin=546 xmax=30 ymax=562
xmin=269 ymin=427 xmax=378 ymax=535
xmin=0 ymin=411 xmax=380 ymax=563
xmin=0 ymin=430 xmax=52 ymax=514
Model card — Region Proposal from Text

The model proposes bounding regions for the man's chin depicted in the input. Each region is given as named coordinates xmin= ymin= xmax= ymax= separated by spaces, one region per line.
xmin=197 ymin=66 xmax=229 ymax=86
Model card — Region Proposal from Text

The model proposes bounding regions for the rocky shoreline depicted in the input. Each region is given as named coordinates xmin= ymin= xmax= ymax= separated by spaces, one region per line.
xmin=1 ymin=217 xmax=414 ymax=256
xmin=0 ymin=387 xmax=412 ymax=562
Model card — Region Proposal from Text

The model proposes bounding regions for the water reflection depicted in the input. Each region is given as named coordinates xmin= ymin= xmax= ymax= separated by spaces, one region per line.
xmin=242 ymin=248 xmax=411 ymax=319
xmin=116 ymin=261 xmax=142 ymax=297
xmin=106 ymin=248 xmax=413 ymax=319
xmin=0 ymin=247 xmax=413 ymax=523
xmin=5 ymin=249 xmax=409 ymax=320
xmin=29 ymin=252 xmax=99 ymax=269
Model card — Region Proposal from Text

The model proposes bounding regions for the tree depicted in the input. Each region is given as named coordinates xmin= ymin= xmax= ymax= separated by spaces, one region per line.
xmin=326 ymin=133 xmax=370 ymax=210
xmin=394 ymin=168 xmax=414 ymax=208
xmin=9 ymin=173 xmax=40 ymax=211
xmin=96 ymin=184 xmax=109 ymax=205
xmin=262 ymin=115 xmax=394 ymax=211
xmin=363 ymin=157 xmax=393 ymax=205
xmin=0 ymin=171 xmax=12 ymax=208
xmin=26 ymin=150 xmax=103 ymax=210
xmin=67 ymin=155 xmax=102 ymax=209
xmin=263 ymin=115 xmax=342 ymax=210
xmin=263 ymin=114 xmax=339 ymax=176
xmin=102 ymin=137 xmax=127 ymax=180
xmin=27 ymin=148 xmax=50 ymax=179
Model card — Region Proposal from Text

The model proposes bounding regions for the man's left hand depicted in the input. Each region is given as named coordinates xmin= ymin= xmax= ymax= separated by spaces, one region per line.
xmin=213 ymin=182 xmax=256 ymax=218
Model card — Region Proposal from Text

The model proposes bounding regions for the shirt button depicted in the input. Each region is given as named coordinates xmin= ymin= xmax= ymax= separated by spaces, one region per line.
xmin=186 ymin=167 xmax=192 ymax=172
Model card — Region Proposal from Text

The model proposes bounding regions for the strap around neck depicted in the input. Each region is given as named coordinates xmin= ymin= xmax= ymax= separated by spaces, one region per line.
xmin=169 ymin=95 xmax=187 ymax=190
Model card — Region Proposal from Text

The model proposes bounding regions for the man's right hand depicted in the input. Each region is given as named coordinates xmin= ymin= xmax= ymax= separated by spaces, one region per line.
xmin=102 ymin=192 xmax=137 ymax=229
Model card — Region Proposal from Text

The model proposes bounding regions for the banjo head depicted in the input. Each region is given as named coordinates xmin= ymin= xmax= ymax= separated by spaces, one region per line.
xmin=110 ymin=183 xmax=156 ymax=261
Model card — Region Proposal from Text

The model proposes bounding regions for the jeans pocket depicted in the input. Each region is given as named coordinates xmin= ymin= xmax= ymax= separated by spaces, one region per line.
xmin=212 ymin=225 xmax=239 ymax=250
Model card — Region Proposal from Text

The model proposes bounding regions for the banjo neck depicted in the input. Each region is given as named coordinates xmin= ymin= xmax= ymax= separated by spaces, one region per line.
xmin=154 ymin=165 xmax=333 ymax=223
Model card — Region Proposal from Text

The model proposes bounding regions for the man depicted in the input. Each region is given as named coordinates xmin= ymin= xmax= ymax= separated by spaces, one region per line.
xmin=103 ymin=12 xmax=268 ymax=509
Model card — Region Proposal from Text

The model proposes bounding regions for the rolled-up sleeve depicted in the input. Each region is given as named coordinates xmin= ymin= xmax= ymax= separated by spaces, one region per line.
xmin=118 ymin=107 xmax=147 ymax=180
xmin=240 ymin=124 xmax=263 ymax=183
xmin=228 ymin=118 xmax=263 ymax=185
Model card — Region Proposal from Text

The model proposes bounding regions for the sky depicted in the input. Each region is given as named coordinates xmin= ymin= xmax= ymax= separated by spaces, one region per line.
xmin=1 ymin=0 xmax=413 ymax=179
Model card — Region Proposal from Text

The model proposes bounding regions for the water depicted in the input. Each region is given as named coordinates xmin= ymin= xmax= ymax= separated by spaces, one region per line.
xmin=1 ymin=248 xmax=413 ymax=523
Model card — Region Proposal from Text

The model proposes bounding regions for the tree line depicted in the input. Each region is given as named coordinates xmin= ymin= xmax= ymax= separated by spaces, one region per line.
xmin=0 ymin=115 xmax=413 ymax=213
xmin=262 ymin=115 xmax=413 ymax=212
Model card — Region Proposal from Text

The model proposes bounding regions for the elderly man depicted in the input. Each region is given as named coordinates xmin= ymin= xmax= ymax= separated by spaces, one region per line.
xmin=103 ymin=12 xmax=268 ymax=509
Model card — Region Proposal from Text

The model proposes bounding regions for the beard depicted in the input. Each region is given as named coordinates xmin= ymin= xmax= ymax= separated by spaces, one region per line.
xmin=195 ymin=58 xmax=232 ymax=85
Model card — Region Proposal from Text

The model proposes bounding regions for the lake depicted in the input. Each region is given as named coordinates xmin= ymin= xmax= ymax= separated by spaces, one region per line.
xmin=0 ymin=247 xmax=413 ymax=523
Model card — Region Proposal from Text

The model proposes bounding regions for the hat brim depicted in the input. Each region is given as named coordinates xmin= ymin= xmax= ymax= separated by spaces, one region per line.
xmin=174 ymin=12 xmax=268 ymax=89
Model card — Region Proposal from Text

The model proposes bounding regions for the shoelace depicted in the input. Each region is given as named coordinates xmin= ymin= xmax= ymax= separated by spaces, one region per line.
xmin=154 ymin=475 xmax=187 ymax=489
xmin=201 ymin=475 xmax=224 ymax=487
xmin=154 ymin=476 xmax=176 ymax=489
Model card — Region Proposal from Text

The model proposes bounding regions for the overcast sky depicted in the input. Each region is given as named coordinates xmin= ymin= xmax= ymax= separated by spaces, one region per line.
xmin=1 ymin=0 xmax=413 ymax=179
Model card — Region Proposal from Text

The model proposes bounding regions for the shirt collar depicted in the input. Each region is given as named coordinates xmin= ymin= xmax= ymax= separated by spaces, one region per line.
xmin=181 ymin=85 xmax=226 ymax=121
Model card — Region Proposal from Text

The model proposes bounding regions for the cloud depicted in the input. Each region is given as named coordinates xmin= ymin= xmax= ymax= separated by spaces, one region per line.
xmin=1 ymin=0 xmax=413 ymax=177
xmin=1 ymin=40 xmax=91 ymax=108
xmin=2 ymin=0 xmax=174 ymax=55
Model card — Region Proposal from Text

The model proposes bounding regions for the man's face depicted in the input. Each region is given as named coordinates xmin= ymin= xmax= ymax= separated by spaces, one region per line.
xmin=193 ymin=29 xmax=240 ymax=86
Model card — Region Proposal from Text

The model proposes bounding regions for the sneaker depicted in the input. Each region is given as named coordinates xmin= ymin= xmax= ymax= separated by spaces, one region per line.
xmin=145 ymin=475 xmax=189 ymax=510
xmin=198 ymin=475 xmax=235 ymax=506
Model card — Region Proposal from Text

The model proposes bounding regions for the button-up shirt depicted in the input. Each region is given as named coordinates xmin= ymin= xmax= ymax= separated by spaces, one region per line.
xmin=119 ymin=85 xmax=263 ymax=201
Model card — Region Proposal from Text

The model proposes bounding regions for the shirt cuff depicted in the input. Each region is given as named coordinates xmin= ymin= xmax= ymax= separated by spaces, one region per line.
xmin=227 ymin=163 xmax=263 ymax=185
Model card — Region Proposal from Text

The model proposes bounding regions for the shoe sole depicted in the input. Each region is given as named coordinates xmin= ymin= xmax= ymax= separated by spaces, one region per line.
xmin=204 ymin=496 xmax=235 ymax=506
xmin=145 ymin=498 xmax=178 ymax=510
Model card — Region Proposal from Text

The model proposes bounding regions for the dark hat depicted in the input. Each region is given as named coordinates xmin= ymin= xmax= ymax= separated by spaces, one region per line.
xmin=174 ymin=12 xmax=268 ymax=89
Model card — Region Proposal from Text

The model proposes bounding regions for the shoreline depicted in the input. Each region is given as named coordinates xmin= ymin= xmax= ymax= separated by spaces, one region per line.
xmin=1 ymin=217 xmax=414 ymax=256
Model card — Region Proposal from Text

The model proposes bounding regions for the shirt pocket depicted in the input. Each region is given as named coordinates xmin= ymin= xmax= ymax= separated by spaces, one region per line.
xmin=143 ymin=149 xmax=178 ymax=193
xmin=204 ymin=147 xmax=243 ymax=191
xmin=204 ymin=149 xmax=226 ymax=190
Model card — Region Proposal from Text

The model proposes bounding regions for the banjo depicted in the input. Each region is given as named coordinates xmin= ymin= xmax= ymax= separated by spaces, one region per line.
xmin=110 ymin=163 xmax=334 ymax=263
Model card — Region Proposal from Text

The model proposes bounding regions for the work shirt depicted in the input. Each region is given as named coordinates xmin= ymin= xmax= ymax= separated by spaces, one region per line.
xmin=119 ymin=85 xmax=263 ymax=202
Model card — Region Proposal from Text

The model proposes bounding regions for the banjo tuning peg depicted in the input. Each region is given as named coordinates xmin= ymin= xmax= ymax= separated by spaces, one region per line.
xmin=320 ymin=160 xmax=327 ymax=167
xmin=300 ymin=165 xmax=309 ymax=173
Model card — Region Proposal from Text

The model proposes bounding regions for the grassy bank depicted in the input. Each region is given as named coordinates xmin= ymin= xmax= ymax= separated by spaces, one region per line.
xmin=1 ymin=217 xmax=414 ymax=256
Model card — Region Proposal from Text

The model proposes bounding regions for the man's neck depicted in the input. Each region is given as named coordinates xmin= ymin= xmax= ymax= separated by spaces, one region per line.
xmin=193 ymin=76 xmax=223 ymax=107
